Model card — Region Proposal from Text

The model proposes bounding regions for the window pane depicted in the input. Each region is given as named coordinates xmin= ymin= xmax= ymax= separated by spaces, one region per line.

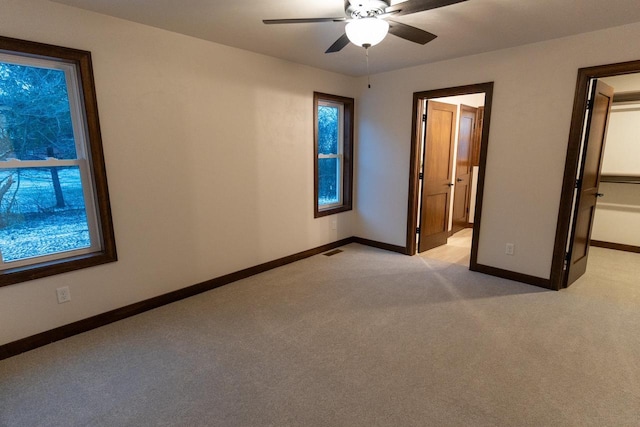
xmin=317 ymin=105 xmax=339 ymax=155
xmin=0 ymin=167 xmax=90 ymax=262
xmin=0 ymin=62 xmax=77 ymax=161
xmin=318 ymin=158 xmax=340 ymax=206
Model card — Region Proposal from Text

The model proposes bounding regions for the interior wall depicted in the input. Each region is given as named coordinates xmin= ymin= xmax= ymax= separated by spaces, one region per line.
xmin=591 ymin=182 xmax=640 ymax=246
xmin=601 ymin=73 xmax=640 ymax=92
xmin=599 ymin=73 xmax=640 ymax=176
xmin=430 ymin=94 xmax=485 ymax=109
xmin=355 ymin=21 xmax=640 ymax=279
xmin=0 ymin=0 xmax=357 ymax=345
xmin=601 ymin=103 xmax=640 ymax=175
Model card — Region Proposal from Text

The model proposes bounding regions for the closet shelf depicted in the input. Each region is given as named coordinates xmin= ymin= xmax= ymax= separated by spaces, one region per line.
xmin=600 ymin=175 xmax=640 ymax=184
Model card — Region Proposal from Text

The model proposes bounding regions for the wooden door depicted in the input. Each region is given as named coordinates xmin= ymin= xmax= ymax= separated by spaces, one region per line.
xmin=566 ymin=80 xmax=614 ymax=286
xmin=418 ymin=100 xmax=457 ymax=252
xmin=452 ymin=105 xmax=476 ymax=233
xmin=471 ymin=107 xmax=484 ymax=167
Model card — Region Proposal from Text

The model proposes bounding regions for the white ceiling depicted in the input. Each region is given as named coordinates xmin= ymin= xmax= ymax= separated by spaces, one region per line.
xmin=50 ymin=0 xmax=640 ymax=76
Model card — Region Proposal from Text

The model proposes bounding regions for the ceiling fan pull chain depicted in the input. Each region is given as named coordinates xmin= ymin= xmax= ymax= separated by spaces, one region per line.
xmin=365 ymin=45 xmax=371 ymax=88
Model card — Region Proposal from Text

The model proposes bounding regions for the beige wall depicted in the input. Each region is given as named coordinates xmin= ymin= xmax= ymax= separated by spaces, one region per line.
xmin=0 ymin=0 xmax=356 ymax=345
xmin=601 ymin=105 xmax=640 ymax=175
xmin=591 ymin=182 xmax=640 ymax=246
xmin=354 ymin=21 xmax=640 ymax=278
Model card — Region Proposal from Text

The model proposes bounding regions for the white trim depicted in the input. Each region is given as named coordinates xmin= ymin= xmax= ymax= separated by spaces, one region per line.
xmin=1 ymin=247 xmax=94 ymax=270
xmin=0 ymin=159 xmax=80 ymax=168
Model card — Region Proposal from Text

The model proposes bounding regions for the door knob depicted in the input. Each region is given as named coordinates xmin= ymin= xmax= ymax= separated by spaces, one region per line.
xmin=596 ymin=193 xmax=604 ymax=198
xmin=447 ymin=183 xmax=454 ymax=187
xmin=456 ymin=178 xmax=463 ymax=182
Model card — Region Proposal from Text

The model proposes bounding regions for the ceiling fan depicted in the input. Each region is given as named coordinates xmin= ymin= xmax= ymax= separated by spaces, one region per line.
xmin=263 ymin=0 xmax=469 ymax=53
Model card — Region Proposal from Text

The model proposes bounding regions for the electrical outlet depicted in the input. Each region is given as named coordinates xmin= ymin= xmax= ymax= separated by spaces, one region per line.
xmin=56 ymin=286 xmax=71 ymax=304
xmin=331 ymin=218 xmax=337 ymax=230
xmin=505 ymin=243 xmax=515 ymax=256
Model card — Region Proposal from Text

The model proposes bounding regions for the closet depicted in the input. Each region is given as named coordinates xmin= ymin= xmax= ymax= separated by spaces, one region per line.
xmin=591 ymin=90 xmax=640 ymax=252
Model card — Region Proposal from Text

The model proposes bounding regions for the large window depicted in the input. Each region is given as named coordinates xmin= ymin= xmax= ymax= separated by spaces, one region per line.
xmin=314 ymin=92 xmax=354 ymax=217
xmin=0 ymin=36 xmax=116 ymax=286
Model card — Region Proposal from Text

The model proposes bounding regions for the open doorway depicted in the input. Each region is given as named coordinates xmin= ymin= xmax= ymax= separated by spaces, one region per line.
xmin=552 ymin=60 xmax=640 ymax=290
xmin=406 ymin=82 xmax=493 ymax=271
xmin=591 ymin=75 xmax=640 ymax=252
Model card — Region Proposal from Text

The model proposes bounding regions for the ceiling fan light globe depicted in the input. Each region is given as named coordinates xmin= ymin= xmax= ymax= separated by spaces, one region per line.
xmin=345 ymin=17 xmax=389 ymax=47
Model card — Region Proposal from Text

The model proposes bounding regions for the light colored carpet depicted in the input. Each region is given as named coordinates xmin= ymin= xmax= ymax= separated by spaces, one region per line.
xmin=1 ymin=243 xmax=639 ymax=426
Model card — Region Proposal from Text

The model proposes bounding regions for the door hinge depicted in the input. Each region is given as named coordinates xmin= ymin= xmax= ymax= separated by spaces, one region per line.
xmin=422 ymin=114 xmax=426 ymax=122
xmin=586 ymin=98 xmax=593 ymax=110
xmin=416 ymin=227 xmax=421 ymax=234
xmin=563 ymin=252 xmax=570 ymax=271
xmin=575 ymin=178 xmax=581 ymax=189
xmin=419 ymin=172 xmax=424 ymax=180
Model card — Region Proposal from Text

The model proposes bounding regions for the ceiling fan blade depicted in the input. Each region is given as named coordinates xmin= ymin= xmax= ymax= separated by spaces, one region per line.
xmin=263 ymin=18 xmax=345 ymax=24
xmin=387 ymin=20 xmax=437 ymax=45
xmin=325 ymin=33 xmax=351 ymax=53
xmin=385 ymin=0 xmax=468 ymax=17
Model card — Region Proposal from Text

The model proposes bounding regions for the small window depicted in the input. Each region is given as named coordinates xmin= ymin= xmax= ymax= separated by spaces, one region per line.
xmin=314 ymin=92 xmax=354 ymax=217
xmin=0 ymin=36 xmax=116 ymax=286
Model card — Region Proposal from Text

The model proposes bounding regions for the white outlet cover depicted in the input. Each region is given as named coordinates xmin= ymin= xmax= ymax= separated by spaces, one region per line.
xmin=56 ymin=286 xmax=71 ymax=303
xmin=505 ymin=243 xmax=515 ymax=255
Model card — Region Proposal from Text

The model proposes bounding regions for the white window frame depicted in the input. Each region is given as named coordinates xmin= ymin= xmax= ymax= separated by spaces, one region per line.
xmin=0 ymin=53 xmax=102 ymax=270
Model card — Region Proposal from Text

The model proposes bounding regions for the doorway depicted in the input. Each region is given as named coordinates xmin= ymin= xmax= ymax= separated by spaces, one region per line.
xmin=406 ymin=82 xmax=494 ymax=272
xmin=552 ymin=60 xmax=640 ymax=290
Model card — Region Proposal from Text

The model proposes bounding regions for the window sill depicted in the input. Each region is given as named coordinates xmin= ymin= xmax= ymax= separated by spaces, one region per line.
xmin=314 ymin=204 xmax=352 ymax=218
xmin=0 ymin=249 xmax=117 ymax=287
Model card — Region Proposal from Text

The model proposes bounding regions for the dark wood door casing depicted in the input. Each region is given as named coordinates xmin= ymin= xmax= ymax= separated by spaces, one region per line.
xmin=565 ymin=80 xmax=614 ymax=286
xmin=406 ymin=82 xmax=493 ymax=270
xmin=418 ymin=100 xmax=458 ymax=252
xmin=452 ymin=105 xmax=476 ymax=233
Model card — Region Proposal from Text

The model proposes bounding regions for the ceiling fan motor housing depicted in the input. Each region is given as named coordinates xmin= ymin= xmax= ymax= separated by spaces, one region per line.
xmin=346 ymin=0 xmax=390 ymax=18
